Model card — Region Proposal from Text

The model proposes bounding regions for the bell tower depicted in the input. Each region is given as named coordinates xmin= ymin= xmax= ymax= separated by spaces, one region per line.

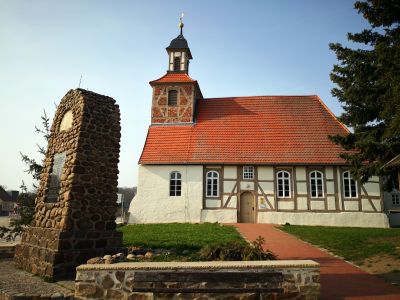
xmin=150 ymin=15 xmax=202 ymax=124
xmin=166 ymin=17 xmax=192 ymax=74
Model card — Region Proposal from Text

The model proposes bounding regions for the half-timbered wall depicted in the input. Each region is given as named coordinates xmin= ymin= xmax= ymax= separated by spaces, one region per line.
xmin=151 ymin=84 xmax=196 ymax=123
xmin=200 ymin=165 xmax=388 ymax=227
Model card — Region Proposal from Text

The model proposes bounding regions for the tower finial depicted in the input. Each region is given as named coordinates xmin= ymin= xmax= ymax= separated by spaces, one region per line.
xmin=179 ymin=13 xmax=184 ymax=35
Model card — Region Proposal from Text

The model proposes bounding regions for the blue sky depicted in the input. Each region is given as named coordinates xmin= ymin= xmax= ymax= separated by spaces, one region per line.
xmin=0 ymin=1 xmax=369 ymax=191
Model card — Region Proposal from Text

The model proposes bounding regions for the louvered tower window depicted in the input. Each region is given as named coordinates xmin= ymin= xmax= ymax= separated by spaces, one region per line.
xmin=168 ymin=90 xmax=178 ymax=106
xmin=174 ymin=57 xmax=181 ymax=71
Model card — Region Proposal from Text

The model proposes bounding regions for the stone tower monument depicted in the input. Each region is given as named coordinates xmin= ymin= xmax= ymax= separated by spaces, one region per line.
xmin=14 ymin=89 xmax=122 ymax=279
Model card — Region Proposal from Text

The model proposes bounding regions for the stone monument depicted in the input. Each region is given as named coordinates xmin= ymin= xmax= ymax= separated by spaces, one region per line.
xmin=14 ymin=88 xmax=122 ymax=279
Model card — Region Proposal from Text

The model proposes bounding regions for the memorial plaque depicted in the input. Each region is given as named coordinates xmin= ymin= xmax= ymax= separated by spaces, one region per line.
xmin=46 ymin=152 xmax=66 ymax=202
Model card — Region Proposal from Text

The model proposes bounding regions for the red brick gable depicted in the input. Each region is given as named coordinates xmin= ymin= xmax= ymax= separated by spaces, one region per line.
xmin=139 ymin=95 xmax=349 ymax=164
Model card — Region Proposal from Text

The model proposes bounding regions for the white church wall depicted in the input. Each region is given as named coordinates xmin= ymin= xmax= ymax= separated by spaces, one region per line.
xmin=258 ymin=182 xmax=274 ymax=194
xmin=205 ymin=199 xmax=221 ymax=208
xmin=223 ymin=181 xmax=236 ymax=194
xmin=224 ymin=166 xmax=237 ymax=179
xmin=223 ymin=195 xmax=237 ymax=208
xmin=277 ymin=201 xmax=295 ymax=210
xmin=258 ymin=211 xmax=389 ymax=228
xmin=310 ymin=201 xmax=325 ymax=210
xmin=325 ymin=167 xmax=334 ymax=180
xmin=201 ymin=209 xmax=237 ymax=223
xmin=362 ymin=182 xmax=381 ymax=197
xmin=128 ymin=165 xmax=203 ymax=223
xmin=326 ymin=181 xmax=335 ymax=194
xmin=258 ymin=167 xmax=274 ymax=180
xmin=296 ymin=182 xmax=307 ymax=194
xmin=295 ymin=167 xmax=306 ymax=181
xmin=297 ymin=197 xmax=308 ymax=210
xmin=327 ymin=196 xmax=336 ymax=210
xmin=240 ymin=181 xmax=254 ymax=191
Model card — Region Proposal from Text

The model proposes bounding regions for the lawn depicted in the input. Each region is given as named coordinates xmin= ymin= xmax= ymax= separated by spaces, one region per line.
xmin=280 ymin=225 xmax=400 ymax=263
xmin=118 ymin=223 xmax=246 ymax=251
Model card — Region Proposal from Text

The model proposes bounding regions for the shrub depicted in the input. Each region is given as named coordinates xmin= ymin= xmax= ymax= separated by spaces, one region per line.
xmin=200 ymin=236 xmax=276 ymax=261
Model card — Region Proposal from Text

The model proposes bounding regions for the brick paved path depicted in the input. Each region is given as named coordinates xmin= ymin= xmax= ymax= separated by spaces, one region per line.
xmin=234 ymin=223 xmax=400 ymax=300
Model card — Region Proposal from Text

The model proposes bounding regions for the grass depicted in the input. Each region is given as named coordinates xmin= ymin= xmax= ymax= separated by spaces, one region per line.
xmin=280 ymin=225 xmax=400 ymax=263
xmin=118 ymin=223 xmax=246 ymax=252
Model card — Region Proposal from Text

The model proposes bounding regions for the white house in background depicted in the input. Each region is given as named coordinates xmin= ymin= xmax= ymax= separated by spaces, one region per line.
xmin=383 ymin=154 xmax=400 ymax=227
xmin=128 ymin=23 xmax=389 ymax=228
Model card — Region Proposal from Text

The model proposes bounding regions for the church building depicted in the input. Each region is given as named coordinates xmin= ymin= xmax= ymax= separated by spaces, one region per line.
xmin=128 ymin=21 xmax=389 ymax=228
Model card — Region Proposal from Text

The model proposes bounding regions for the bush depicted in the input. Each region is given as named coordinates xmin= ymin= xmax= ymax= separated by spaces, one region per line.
xmin=200 ymin=236 xmax=276 ymax=261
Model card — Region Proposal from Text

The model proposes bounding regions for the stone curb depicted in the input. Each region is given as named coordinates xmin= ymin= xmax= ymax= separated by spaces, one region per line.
xmin=77 ymin=260 xmax=320 ymax=271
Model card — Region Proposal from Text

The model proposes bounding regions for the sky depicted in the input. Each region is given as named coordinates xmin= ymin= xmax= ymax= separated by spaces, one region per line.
xmin=0 ymin=0 xmax=369 ymax=191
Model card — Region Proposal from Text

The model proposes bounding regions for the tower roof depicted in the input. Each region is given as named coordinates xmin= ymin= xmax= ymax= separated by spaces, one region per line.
xmin=166 ymin=34 xmax=193 ymax=59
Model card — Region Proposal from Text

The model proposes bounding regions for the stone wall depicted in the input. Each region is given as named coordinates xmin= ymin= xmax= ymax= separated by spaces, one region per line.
xmin=75 ymin=260 xmax=320 ymax=300
xmin=15 ymin=89 xmax=122 ymax=279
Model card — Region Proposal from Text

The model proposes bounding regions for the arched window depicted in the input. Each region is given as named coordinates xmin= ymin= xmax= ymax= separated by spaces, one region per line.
xmin=173 ymin=57 xmax=181 ymax=71
xmin=343 ymin=171 xmax=357 ymax=198
xmin=277 ymin=171 xmax=291 ymax=198
xmin=310 ymin=171 xmax=324 ymax=198
xmin=170 ymin=171 xmax=181 ymax=196
xmin=168 ymin=90 xmax=178 ymax=106
xmin=206 ymin=171 xmax=219 ymax=197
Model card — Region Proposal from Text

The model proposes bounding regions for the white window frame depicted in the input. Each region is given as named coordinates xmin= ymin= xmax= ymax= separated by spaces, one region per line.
xmin=343 ymin=171 xmax=358 ymax=198
xmin=392 ymin=193 xmax=400 ymax=206
xmin=310 ymin=170 xmax=324 ymax=198
xmin=243 ymin=166 xmax=254 ymax=180
xmin=277 ymin=170 xmax=291 ymax=198
xmin=206 ymin=171 xmax=219 ymax=197
xmin=169 ymin=171 xmax=182 ymax=197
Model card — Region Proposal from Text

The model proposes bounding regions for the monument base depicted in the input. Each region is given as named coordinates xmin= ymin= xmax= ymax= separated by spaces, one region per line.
xmin=14 ymin=227 xmax=123 ymax=279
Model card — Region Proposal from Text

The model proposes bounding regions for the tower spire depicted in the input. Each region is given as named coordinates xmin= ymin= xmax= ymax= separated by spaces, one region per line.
xmin=179 ymin=13 xmax=184 ymax=35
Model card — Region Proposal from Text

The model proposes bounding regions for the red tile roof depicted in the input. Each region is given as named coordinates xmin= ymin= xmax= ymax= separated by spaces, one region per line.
xmin=139 ymin=95 xmax=350 ymax=165
xmin=150 ymin=73 xmax=197 ymax=85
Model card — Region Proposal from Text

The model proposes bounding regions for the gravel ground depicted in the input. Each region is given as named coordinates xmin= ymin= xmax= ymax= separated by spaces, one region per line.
xmin=0 ymin=259 xmax=74 ymax=298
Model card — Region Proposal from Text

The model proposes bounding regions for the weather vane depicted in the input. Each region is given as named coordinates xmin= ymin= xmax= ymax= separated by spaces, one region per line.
xmin=179 ymin=13 xmax=184 ymax=35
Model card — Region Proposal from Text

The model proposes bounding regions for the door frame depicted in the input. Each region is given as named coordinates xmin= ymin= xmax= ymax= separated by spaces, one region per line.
xmin=238 ymin=191 xmax=257 ymax=223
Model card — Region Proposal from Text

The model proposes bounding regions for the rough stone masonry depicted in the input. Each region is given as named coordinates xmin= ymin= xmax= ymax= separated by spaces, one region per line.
xmin=14 ymin=88 xmax=122 ymax=279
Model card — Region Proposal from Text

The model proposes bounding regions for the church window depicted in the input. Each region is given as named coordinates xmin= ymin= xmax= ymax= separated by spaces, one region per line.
xmin=168 ymin=90 xmax=178 ymax=106
xmin=343 ymin=171 xmax=357 ymax=198
xmin=173 ymin=57 xmax=181 ymax=71
xmin=170 ymin=171 xmax=181 ymax=196
xmin=277 ymin=171 xmax=291 ymax=198
xmin=243 ymin=166 xmax=254 ymax=180
xmin=206 ymin=171 xmax=219 ymax=197
xmin=310 ymin=171 xmax=324 ymax=198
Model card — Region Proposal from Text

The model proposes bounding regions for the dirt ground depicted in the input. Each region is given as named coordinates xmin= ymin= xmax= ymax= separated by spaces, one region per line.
xmin=358 ymin=255 xmax=400 ymax=287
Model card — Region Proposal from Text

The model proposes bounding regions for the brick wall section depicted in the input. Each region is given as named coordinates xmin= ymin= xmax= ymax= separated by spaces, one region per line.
xmin=75 ymin=261 xmax=320 ymax=300
xmin=14 ymin=89 xmax=122 ymax=279
xmin=151 ymin=84 xmax=196 ymax=123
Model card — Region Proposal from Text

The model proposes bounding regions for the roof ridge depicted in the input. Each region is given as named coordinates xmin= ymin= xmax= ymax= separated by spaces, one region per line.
xmin=203 ymin=95 xmax=319 ymax=100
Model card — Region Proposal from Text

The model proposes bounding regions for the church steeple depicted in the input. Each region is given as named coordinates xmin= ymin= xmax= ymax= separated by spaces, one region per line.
xmin=149 ymin=16 xmax=202 ymax=125
xmin=166 ymin=14 xmax=192 ymax=74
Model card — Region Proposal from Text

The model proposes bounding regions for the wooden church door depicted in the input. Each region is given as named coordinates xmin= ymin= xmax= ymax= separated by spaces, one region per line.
xmin=240 ymin=192 xmax=255 ymax=223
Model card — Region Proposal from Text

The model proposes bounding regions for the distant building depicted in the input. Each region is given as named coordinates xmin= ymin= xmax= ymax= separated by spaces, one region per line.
xmin=383 ymin=154 xmax=400 ymax=227
xmin=129 ymin=22 xmax=389 ymax=228
xmin=0 ymin=186 xmax=17 ymax=216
